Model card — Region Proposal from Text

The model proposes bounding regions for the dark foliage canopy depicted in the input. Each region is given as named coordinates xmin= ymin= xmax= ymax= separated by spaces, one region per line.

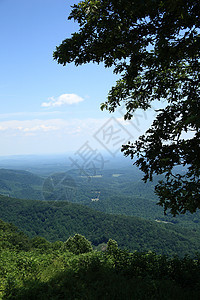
xmin=53 ymin=0 xmax=200 ymax=215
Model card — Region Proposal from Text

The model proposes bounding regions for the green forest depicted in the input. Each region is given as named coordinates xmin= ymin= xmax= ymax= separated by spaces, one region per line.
xmin=1 ymin=218 xmax=200 ymax=299
xmin=1 ymin=166 xmax=200 ymax=298
xmin=1 ymin=194 xmax=200 ymax=257
xmin=0 ymin=167 xmax=200 ymax=229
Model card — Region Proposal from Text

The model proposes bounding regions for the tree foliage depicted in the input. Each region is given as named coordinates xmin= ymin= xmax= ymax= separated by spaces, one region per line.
xmin=54 ymin=0 xmax=200 ymax=215
xmin=3 ymin=195 xmax=200 ymax=257
xmin=1 ymin=219 xmax=200 ymax=300
xmin=64 ymin=234 xmax=93 ymax=254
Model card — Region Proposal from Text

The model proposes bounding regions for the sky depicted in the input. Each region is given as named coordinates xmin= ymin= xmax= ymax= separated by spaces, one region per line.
xmin=0 ymin=0 xmax=156 ymax=158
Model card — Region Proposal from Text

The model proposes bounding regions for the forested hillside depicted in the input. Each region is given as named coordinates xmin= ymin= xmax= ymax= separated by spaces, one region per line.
xmin=0 ymin=169 xmax=43 ymax=200
xmin=1 ymin=167 xmax=200 ymax=231
xmin=0 ymin=195 xmax=200 ymax=257
xmin=1 ymin=218 xmax=200 ymax=299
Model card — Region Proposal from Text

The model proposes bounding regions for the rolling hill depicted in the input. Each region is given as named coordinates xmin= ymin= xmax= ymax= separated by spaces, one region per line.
xmin=0 ymin=194 xmax=200 ymax=257
xmin=1 ymin=167 xmax=200 ymax=231
xmin=0 ymin=168 xmax=43 ymax=200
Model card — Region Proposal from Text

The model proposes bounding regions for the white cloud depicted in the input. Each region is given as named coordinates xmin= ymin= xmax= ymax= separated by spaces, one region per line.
xmin=0 ymin=120 xmax=61 ymax=133
xmin=0 ymin=126 xmax=7 ymax=131
xmin=23 ymin=125 xmax=59 ymax=132
xmin=0 ymin=118 xmax=106 ymax=135
xmin=0 ymin=111 xmax=64 ymax=120
xmin=41 ymin=93 xmax=84 ymax=107
xmin=116 ymin=116 xmax=129 ymax=126
xmin=0 ymin=118 xmax=107 ymax=155
xmin=0 ymin=117 xmax=138 ymax=156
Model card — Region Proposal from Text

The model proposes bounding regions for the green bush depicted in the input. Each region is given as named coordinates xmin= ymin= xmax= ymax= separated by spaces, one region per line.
xmin=64 ymin=234 xmax=93 ymax=255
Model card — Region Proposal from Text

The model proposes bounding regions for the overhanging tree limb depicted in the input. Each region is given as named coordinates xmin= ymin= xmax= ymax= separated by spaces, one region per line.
xmin=53 ymin=0 xmax=200 ymax=215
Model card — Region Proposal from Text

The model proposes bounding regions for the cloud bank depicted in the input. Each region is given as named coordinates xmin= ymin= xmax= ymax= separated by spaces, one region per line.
xmin=41 ymin=94 xmax=84 ymax=107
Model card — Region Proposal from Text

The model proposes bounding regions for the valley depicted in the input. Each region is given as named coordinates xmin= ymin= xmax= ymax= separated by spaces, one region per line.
xmin=0 ymin=155 xmax=200 ymax=258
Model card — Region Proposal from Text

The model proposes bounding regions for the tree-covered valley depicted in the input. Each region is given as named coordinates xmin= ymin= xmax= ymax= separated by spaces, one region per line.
xmin=0 ymin=164 xmax=200 ymax=231
xmin=0 ymin=159 xmax=200 ymax=298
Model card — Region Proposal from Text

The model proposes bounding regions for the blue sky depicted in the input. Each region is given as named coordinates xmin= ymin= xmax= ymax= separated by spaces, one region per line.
xmin=0 ymin=0 xmax=156 ymax=157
